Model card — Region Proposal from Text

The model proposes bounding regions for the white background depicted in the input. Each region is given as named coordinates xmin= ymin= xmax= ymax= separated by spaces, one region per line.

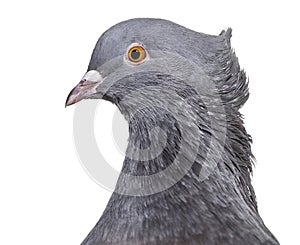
xmin=0 ymin=0 xmax=299 ymax=244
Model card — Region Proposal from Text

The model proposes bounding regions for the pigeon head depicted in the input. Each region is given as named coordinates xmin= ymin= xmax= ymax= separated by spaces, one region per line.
xmin=65 ymin=18 xmax=279 ymax=245
xmin=66 ymin=18 xmax=247 ymax=114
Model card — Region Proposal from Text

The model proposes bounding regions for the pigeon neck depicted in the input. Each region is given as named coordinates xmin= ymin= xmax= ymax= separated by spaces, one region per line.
xmin=115 ymin=105 xmax=258 ymax=208
xmin=121 ymin=107 xmax=182 ymax=176
xmin=86 ymin=107 xmax=270 ymax=244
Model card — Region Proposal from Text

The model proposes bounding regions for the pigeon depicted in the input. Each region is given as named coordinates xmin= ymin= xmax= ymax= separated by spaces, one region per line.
xmin=66 ymin=18 xmax=279 ymax=245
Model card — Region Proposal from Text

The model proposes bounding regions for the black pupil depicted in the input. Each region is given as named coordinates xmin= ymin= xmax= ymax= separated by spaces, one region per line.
xmin=131 ymin=49 xmax=141 ymax=60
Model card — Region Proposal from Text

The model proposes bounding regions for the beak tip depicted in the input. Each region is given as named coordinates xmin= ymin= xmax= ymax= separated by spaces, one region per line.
xmin=65 ymin=87 xmax=78 ymax=107
xmin=65 ymin=97 xmax=76 ymax=107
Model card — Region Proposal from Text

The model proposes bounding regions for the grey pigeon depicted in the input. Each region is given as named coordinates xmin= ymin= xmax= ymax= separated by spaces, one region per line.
xmin=66 ymin=18 xmax=279 ymax=245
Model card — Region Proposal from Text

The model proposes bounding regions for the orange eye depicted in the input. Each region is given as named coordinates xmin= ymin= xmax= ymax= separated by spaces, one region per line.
xmin=128 ymin=45 xmax=146 ymax=63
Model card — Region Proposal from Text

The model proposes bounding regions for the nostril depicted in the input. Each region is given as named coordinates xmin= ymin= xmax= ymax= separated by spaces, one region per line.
xmin=79 ymin=79 xmax=86 ymax=86
xmin=79 ymin=79 xmax=92 ymax=86
xmin=79 ymin=70 xmax=103 ymax=86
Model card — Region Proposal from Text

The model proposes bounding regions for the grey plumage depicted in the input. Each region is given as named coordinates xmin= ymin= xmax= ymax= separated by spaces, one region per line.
xmin=66 ymin=18 xmax=279 ymax=245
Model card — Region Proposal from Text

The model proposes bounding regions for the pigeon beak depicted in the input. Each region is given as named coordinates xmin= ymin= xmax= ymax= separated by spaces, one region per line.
xmin=65 ymin=70 xmax=103 ymax=107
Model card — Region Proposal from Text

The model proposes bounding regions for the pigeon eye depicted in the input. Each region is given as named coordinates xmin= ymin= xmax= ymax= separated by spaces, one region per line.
xmin=128 ymin=45 xmax=146 ymax=63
